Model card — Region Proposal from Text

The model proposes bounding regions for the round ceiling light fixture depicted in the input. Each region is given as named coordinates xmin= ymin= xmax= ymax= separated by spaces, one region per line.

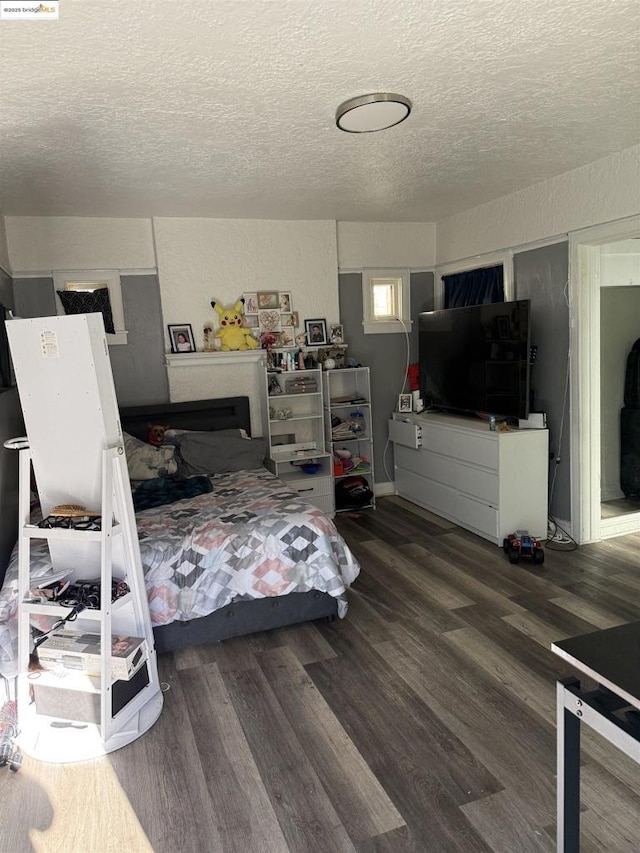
xmin=335 ymin=92 xmax=412 ymax=133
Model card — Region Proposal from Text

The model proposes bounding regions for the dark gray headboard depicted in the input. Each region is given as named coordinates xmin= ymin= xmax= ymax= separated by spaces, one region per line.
xmin=119 ymin=396 xmax=252 ymax=442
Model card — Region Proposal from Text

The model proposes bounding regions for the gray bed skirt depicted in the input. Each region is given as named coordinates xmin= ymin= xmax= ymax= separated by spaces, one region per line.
xmin=152 ymin=590 xmax=339 ymax=653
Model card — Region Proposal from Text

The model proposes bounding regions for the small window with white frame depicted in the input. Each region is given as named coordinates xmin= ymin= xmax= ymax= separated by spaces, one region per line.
xmin=53 ymin=270 xmax=128 ymax=345
xmin=362 ymin=269 xmax=411 ymax=334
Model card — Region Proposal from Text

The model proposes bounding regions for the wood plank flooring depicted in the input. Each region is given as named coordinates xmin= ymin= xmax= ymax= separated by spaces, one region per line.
xmin=2 ymin=495 xmax=639 ymax=852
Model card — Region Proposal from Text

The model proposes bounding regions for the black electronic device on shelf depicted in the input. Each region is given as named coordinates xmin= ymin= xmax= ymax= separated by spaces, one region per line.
xmin=418 ymin=299 xmax=531 ymax=420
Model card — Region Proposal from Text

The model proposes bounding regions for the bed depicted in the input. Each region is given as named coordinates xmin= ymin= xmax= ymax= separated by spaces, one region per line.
xmin=0 ymin=396 xmax=359 ymax=672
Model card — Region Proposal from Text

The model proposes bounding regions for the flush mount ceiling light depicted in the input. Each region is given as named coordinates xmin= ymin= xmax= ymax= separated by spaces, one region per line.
xmin=335 ymin=92 xmax=412 ymax=133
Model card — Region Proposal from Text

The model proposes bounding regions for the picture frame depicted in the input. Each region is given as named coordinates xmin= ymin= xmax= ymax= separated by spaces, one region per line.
xmin=329 ymin=323 xmax=344 ymax=344
xmin=278 ymin=292 xmax=292 ymax=313
xmin=280 ymin=326 xmax=294 ymax=346
xmin=398 ymin=393 xmax=412 ymax=413
xmin=305 ymin=318 xmax=328 ymax=346
xmin=242 ymin=292 xmax=258 ymax=314
xmin=257 ymin=291 xmax=279 ymax=310
xmin=168 ymin=323 xmax=196 ymax=354
xmin=281 ymin=311 xmax=299 ymax=327
xmin=258 ymin=309 xmax=281 ymax=331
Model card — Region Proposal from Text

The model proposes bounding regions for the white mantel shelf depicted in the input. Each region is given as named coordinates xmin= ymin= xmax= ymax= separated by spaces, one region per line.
xmin=165 ymin=351 xmax=267 ymax=368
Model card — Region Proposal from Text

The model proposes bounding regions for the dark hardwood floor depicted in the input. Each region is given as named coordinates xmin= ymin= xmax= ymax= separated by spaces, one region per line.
xmin=2 ymin=496 xmax=639 ymax=852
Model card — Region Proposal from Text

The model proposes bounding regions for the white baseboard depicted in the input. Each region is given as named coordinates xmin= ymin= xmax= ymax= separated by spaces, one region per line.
xmin=374 ymin=481 xmax=395 ymax=497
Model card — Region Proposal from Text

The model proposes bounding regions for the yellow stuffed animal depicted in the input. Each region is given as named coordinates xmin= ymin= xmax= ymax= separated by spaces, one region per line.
xmin=210 ymin=298 xmax=259 ymax=351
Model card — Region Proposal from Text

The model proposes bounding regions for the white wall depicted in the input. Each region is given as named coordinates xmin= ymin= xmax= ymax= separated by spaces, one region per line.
xmin=436 ymin=145 xmax=640 ymax=264
xmin=153 ymin=217 xmax=339 ymax=432
xmin=600 ymin=250 xmax=640 ymax=288
xmin=0 ymin=217 xmax=10 ymax=274
xmin=5 ymin=216 xmax=156 ymax=272
xmin=337 ymin=222 xmax=436 ymax=269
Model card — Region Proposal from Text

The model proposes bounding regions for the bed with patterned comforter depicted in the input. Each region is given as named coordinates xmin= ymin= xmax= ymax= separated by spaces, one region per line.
xmin=0 ymin=467 xmax=360 ymax=677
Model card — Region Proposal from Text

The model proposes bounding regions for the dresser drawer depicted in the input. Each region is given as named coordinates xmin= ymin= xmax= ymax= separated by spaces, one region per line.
xmin=456 ymin=494 xmax=498 ymax=541
xmin=289 ymin=475 xmax=332 ymax=499
xmin=397 ymin=446 xmax=498 ymax=505
xmin=425 ymin=424 xmax=498 ymax=470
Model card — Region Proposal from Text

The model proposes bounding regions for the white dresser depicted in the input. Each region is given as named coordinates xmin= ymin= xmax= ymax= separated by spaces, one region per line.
xmin=390 ymin=412 xmax=548 ymax=545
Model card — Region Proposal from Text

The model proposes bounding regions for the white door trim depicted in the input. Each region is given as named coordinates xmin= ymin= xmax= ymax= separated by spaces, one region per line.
xmin=568 ymin=214 xmax=640 ymax=543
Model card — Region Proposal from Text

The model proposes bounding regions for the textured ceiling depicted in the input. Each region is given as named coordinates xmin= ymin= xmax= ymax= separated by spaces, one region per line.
xmin=0 ymin=0 xmax=638 ymax=221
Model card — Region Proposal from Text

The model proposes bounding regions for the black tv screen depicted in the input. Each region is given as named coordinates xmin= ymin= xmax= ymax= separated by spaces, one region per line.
xmin=419 ymin=299 xmax=531 ymax=419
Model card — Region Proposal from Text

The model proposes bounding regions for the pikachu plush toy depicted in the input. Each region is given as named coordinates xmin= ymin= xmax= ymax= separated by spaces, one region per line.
xmin=210 ymin=298 xmax=259 ymax=351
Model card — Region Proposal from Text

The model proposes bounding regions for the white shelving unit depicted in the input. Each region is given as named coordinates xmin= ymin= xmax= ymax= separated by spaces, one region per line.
xmin=6 ymin=315 xmax=163 ymax=762
xmin=259 ymin=366 xmax=334 ymax=515
xmin=322 ymin=367 xmax=375 ymax=513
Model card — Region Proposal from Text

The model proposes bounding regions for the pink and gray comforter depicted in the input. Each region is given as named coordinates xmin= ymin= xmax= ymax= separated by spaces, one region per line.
xmin=0 ymin=468 xmax=359 ymax=677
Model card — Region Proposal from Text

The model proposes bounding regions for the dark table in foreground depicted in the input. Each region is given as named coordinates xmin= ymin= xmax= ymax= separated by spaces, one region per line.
xmin=551 ymin=621 xmax=640 ymax=853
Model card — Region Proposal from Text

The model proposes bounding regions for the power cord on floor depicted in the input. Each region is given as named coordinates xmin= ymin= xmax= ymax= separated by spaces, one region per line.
xmin=546 ymin=516 xmax=578 ymax=551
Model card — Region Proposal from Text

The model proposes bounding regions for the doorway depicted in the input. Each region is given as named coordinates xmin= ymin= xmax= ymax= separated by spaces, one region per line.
xmin=570 ymin=215 xmax=640 ymax=542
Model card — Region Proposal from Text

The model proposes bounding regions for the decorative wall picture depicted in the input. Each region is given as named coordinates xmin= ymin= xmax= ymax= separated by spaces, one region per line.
xmin=258 ymin=309 xmax=281 ymax=331
xmin=281 ymin=311 xmax=299 ymax=327
xmin=257 ymin=291 xmax=279 ymax=310
xmin=243 ymin=314 xmax=259 ymax=328
xmin=168 ymin=324 xmax=196 ymax=353
xmin=398 ymin=393 xmax=412 ymax=413
xmin=279 ymin=292 xmax=292 ymax=313
xmin=280 ymin=327 xmax=294 ymax=346
xmin=329 ymin=323 xmax=344 ymax=344
xmin=243 ymin=292 xmax=258 ymax=314
xmin=305 ymin=318 xmax=328 ymax=345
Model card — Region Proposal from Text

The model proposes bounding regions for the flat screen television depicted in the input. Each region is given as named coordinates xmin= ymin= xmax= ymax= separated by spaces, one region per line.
xmin=419 ymin=299 xmax=531 ymax=419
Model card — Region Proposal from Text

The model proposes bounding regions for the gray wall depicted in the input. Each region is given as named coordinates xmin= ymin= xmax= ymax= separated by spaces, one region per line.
xmin=109 ymin=275 xmax=169 ymax=406
xmin=514 ymin=242 xmax=570 ymax=522
xmin=11 ymin=274 xmax=169 ymax=407
xmin=338 ymin=271 xmax=434 ymax=484
xmin=0 ymin=388 xmax=24 ymax=584
xmin=0 ymin=267 xmax=14 ymax=312
xmin=600 ymin=287 xmax=640 ymax=501
xmin=0 ymin=268 xmax=21 ymax=583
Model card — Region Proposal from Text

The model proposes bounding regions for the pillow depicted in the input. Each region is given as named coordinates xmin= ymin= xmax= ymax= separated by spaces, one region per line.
xmin=57 ymin=288 xmax=115 ymax=334
xmin=122 ymin=432 xmax=178 ymax=480
xmin=177 ymin=431 xmax=266 ymax=476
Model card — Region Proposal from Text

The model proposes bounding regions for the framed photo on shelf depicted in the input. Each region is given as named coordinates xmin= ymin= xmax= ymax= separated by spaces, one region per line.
xmin=278 ymin=292 xmax=292 ymax=313
xmin=257 ymin=291 xmax=279 ymax=310
xmin=329 ymin=323 xmax=344 ymax=344
xmin=168 ymin=324 xmax=196 ymax=353
xmin=305 ymin=318 xmax=328 ymax=346
xmin=243 ymin=292 xmax=258 ymax=314
xmin=281 ymin=311 xmax=299 ymax=327
xmin=398 ymin=393 xmax=412 ymax=413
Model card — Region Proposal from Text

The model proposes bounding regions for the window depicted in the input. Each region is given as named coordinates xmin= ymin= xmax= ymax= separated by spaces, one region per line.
xmin=362 ymin=269 xmax=410 ymax=334
xmin=435 ymin=252 xmax=513 ymax=310
xmin=53 ymin=270 xmax=128 ymax=345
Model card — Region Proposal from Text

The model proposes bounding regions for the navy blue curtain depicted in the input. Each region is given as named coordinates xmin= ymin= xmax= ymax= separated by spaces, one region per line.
xmin=443 ymin=265 xmax=504 ymax=308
